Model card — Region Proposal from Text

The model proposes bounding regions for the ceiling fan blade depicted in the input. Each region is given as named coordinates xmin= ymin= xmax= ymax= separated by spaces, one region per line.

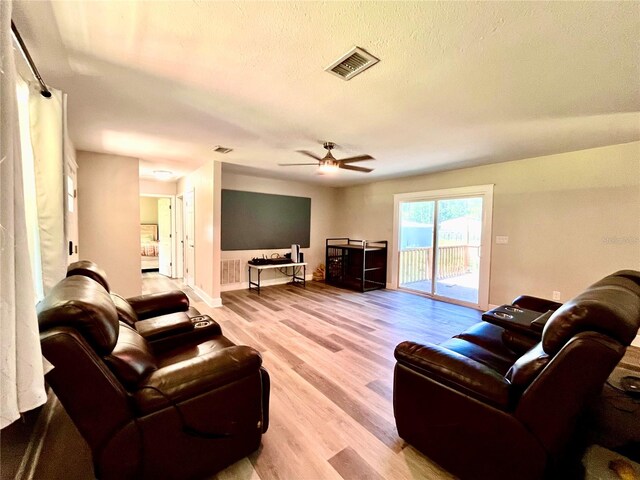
xmin=278 ymin=163 xmax=319 ymax=166
xmin=296 ymin=150 xmax=323 ymax=161
xmin=339 ymin=164 xmax=373 ymax=173
xmin=339 ymin=154 xmax=374 ymax=164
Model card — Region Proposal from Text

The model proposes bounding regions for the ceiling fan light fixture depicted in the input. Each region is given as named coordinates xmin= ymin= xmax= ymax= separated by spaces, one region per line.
xmin=318 ymin=163 xmax=339 ymax=174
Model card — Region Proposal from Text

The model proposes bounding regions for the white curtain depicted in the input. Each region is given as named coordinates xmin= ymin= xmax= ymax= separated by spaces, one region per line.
xmin=17 ymin=77 xmax=44 ymax=301
xmin=29 ymin=86 xmax=66 ymax=294
xmin=0 ymin=0 xmax=48 ymax=429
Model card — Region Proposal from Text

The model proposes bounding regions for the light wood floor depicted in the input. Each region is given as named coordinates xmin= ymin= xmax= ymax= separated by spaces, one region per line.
xmin=142 ymin=274 xmax=483 ymax=480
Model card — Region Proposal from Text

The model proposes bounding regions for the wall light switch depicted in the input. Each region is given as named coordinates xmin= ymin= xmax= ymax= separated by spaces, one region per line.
xmin=495 ymin=236 xmax=509 ymax=244
xmin=552 ymin=291 xmax=561 ymax=301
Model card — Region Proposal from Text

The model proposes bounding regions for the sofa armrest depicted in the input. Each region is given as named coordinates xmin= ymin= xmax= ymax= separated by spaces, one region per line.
xmin=530 ymin=310 xmax=554 ymax=333
xmin=511 ymin=295 xmax=562 ymax=313
xmin=394 ymin=341 xmax=512 ymax=410
xmin=135 ymin=315 xmax=194 ymax=342
xmin=126 ymin=290 xmax=189 ymax=320
xmin=134 ymin=345 xmax=262 ymax=415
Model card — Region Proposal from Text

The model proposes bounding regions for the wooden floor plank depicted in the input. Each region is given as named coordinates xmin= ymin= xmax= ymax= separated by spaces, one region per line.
xmin=281 ymin=319 xmax=344 ymax=353
xmin=329 ymin=447 xmax=387 ymax=480
xmin=365 ymin=379 xmax=394 ymax=402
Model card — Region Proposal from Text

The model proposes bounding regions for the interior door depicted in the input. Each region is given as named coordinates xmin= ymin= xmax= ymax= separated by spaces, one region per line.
xmin=157 ymin=198 xmax=172 ymax=277
xmin=184 ymin=190 xmax=195 ymax=287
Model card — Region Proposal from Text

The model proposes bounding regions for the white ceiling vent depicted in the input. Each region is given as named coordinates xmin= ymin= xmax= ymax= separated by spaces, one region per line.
xmin=325 ymin=46 xmax=379 ymax=81
xmin=213 ymin=145 xmax=233 ymax=154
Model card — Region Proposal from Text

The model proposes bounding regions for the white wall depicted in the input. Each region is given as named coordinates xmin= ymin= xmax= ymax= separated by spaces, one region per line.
xmin=221 ymin=172 xmax=338 ymax=289
xmin=77 ymin=151 xmax=141 ymax=296
xmin=177 ymin=160 xmax=222 ymax=306
xmin=335 ymin=142 xmax=640 ymax=306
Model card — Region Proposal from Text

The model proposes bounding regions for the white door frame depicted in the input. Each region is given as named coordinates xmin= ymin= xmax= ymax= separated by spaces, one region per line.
xmin=175 ymin=194 xmax=184 ymax=279
xmin=392 ymin=184 xmax=494 ymax=310
xmin=140 ymin=194 xmax=176 ymax=277
xmin=183 ymin=190 xmax=196 ymax=288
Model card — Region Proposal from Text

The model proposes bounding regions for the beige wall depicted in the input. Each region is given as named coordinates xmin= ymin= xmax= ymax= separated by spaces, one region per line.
xmin=140 ymin=178 xmax=176 ymax=196
xmin=221 ymin=172 xmax=339 ymax=289
xmin=177 ymin=160 xmax=221 ymax=305
xmin=335 ymin=142 xmax=640 ymax=306
xmin=77 ymin=151 xmax=141 ymax=296
xmin=140 ymin=197 xmax=158 ymax=224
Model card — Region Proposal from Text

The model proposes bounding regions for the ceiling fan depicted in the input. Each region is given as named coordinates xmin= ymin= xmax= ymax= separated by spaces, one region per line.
xmin=278 ymin=142 xmax=374 ymax=173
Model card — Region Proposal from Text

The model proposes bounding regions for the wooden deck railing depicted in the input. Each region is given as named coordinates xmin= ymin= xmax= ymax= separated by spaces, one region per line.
xmin=399 ymin=246 xmax=474 ymax=284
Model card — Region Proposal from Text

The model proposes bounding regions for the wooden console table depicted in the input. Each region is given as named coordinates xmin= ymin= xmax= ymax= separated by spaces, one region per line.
xmin=248 ymin=262 xmax=307 ymax=294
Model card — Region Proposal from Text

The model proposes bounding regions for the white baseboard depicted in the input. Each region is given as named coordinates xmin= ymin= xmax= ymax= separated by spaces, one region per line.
xmin=632 ymin=334 xmax=640 ymax=348
xmin=192 ymin=285 xmax=222 ymax=308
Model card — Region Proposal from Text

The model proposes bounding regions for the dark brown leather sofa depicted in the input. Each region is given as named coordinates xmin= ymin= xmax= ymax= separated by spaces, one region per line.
xmin=393 ymin=271 xmax=640 ymax=480
xmin=38 ymin=274 xmax=270 ymax=480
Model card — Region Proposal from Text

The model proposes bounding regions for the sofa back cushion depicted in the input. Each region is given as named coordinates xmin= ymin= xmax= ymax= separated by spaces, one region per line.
xmin=542 ymin=274 xmax=640 ymax=355
xmin=67 ymin=260 xmax=111 ymax=292
xmin=110 ymin=293 xmax=139 ymax=327
xmin=104 ymin=323 xmax=157 ymax=389
xmin=506 ymin=344 xmax=549 ymax=391
xmin=37 ymin=276 xmax=119 ymax=355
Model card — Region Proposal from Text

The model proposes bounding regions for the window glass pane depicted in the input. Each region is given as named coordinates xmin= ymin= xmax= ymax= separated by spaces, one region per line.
xmin=398 ymin=201 xmax=435 ymax=294
xmin=434 ymin=197 xmax=483 ymax=304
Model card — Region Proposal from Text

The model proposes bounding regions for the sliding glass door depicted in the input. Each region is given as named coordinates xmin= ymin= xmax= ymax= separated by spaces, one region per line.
xmin=395 ymin=186 xmax=493 ymax=308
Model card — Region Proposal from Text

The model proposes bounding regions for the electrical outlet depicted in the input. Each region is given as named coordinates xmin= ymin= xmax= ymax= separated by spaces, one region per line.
xmin=495 ymin=236 xmax=509 ymax=244
xmin=552 ymin=291 xmax=561 ymax=301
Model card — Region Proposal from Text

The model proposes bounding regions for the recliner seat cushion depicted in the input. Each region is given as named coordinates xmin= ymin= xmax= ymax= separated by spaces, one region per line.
xmin=158 ymin=335 xmax=236 ymax=367
xmin=439 ymin=338 xmax=514 ymax=375
xmin=455 ymin=322 xmax=522 ymax=359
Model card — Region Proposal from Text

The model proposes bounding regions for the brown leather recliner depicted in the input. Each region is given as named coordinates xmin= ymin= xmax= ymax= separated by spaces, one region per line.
xmin=38 ymin=275 xmax=270 ymax=480
xmin=66 ymin=260 xmax=221 ymax=351
xmin=393 ymin=271 xmax=640 ymax=480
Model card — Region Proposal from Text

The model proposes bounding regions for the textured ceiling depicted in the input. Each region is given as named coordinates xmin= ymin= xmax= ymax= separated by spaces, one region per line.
xmin=12 ymin=1 xmax=640 ymax=186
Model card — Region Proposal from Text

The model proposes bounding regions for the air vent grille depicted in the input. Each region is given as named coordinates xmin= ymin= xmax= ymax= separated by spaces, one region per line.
xmin=221 ymin=259 xmax=241 ymax=285
xmin=325 ymin=47 xmax=379 ymax=81
xmin=213 ymin=145 xmax=233 ymax=154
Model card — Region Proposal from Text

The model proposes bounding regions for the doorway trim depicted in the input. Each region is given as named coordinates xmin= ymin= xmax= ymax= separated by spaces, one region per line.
xmin=140 ymin=194 xmax=176 ymax=277
xmin=391 ymin=184 xmax=494 ymax=310
xmin=175 ymin=194 xmax=184 ymax=279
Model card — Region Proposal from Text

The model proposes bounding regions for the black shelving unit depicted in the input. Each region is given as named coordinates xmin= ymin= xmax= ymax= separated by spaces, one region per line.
xmin=325 ymin=238 xmax=388 ymax=292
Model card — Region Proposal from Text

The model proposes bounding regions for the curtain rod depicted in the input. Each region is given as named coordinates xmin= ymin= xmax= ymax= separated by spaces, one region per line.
xmin=11 ymin=20 xmax=51 ymax=98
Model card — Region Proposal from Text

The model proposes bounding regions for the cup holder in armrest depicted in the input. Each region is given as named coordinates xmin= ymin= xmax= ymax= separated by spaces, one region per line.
xmin=504 ymin=306 xmax=524 ymax=313
xmin=194 ymin=320 xmax=213 ymax=329
xmin=190 ymin=315 xmax=215 ymax=329
xmin=494 ymin=312 xmax=514 ymax=319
